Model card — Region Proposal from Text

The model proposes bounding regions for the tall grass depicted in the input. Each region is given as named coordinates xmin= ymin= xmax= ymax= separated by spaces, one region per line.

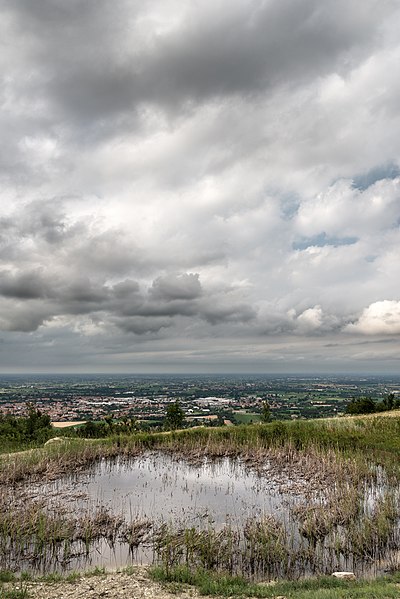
xmin=2 ymin=416 xmax=399 ymax=485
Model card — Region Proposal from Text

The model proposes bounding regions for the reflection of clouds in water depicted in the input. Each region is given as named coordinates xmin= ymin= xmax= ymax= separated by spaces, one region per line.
xmin=37 ymin=452 xmax=292 ymax=525
xmin=21 ymin=451 xmax=399 ymax=577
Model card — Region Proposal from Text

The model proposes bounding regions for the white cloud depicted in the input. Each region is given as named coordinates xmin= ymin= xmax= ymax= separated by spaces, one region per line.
xmin=295 ymin=178 xmax=400 ymax=238
xmin=296 ymin=306 xmax=323 ymax=333
xmin=346 ymin=301 xmax=400 ymax=335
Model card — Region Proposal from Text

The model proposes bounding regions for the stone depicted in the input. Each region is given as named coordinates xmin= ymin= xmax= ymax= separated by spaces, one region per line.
xmin=44 ymin=437 xmax=65 ymax=445
xmin=332 ymin=571 xmax=356 ymax=580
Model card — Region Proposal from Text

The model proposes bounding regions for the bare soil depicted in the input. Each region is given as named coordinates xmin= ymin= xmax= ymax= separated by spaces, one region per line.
xmin=51 ymin=422 xmax=87 ymax=428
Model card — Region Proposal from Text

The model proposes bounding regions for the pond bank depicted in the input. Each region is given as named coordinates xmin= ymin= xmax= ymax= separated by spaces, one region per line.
xmin=7 ymin=567 xmax=400 ymax=599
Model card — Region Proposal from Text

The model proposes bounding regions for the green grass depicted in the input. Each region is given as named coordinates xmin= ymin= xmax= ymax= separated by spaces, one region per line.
xmin=85 ymin=566 xmax=107 ymax=577
xmin=33 ymin=571 xmax=80 ymax=584
xmin=0 ymin=591 xmax=29 ymax=599
xmin=0 ymin=567 xmax=106 ymax=598
xmin=0 ymin=580 xmax=29 ymax=599
xmin=150 ymin=566 xmax=400 ymax=598
xmin=1 ymin=565 xmax=400 ymax=599
xmin=0 ymin=574 xmax=16 ymax=584
xmin=3 ymin=412 xmax=400 ymax=471
xmin=232 ymin=412 xmax=261 ymax=424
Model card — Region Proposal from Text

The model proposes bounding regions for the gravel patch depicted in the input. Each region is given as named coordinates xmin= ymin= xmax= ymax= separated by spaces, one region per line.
xmin=22 ymin=568 xmax=198 ymax=599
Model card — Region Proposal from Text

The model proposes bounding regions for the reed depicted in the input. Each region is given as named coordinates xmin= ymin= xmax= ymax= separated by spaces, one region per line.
xmin=150 ymin=486 xmax=400 ymax=581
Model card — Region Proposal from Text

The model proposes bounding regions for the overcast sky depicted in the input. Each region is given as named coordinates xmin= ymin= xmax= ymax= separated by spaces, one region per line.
xmin=1 ymin=0 xmax=400 ymax=374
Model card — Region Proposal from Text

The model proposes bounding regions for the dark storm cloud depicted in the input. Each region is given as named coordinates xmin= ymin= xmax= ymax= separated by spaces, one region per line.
xmin=0 ymin=201 xmax=84 ymax=259
xmin=70 ymin=232 xmax=148 ymax=277
xmin=112 ymin=280 xmax=140 ymax=299
xmin=18 ymin=201 xmax=80 ymax=244
xmin=201 ymin=302 xmax=256 ymax=325
xmin=144 ymin=0 xmax=385 ymax=103
xmin=1 ymin=0 xmax=392 ymax=132
xmin=0 ymin=298 xmax=51 ymax=332
xmin=150 ymin=273 xmax=202 ymax=301
xmin=0 ymin=269 xmax=52 ymax=299
xmin=0 ymin=200 xmax=150 ymax=278
xmin=114 ymin=315 xmax=173 ymax=336
xmin=62 ymin=279 xmax=111 ymax=306
xmin=0 ymin=261 xmax=256 ymax=333
xmin=114 ymin=274 xmax=256 ymax=328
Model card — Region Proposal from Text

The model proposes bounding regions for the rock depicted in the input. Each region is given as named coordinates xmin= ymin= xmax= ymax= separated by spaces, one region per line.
xmin=332 ymin=571 xmax=356 ymax=580
xmin=44 ymin=437 xmax=65 ymax=445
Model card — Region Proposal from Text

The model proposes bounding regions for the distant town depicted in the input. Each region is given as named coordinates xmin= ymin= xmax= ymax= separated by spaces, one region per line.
xmin=0 ymin=374 xmax=399 ymax=428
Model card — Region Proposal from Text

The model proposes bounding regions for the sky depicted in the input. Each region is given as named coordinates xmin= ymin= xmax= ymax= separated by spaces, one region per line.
xmin=0 ymin=0 xmax=400 ymax=374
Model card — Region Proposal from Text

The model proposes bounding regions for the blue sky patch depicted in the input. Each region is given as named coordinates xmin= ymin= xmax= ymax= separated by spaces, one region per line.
xmin=293 ymin=232 xmax=358 ymax=250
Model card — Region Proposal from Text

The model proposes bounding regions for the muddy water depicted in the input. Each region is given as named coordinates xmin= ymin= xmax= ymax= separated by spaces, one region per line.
xmin=10 ymin=453 xmax=400 ymax=577
xmin=43 ymin=453 xmax=294 ymax=522
xmin=29 ymin=452 xmax=299 ymax=571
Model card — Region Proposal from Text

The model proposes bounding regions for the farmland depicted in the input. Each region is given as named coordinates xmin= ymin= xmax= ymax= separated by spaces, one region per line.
xmin=1 ymin=374 xmax=399 ymax=428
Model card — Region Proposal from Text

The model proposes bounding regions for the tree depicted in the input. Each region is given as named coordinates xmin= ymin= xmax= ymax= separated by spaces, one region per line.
xmin=383 ymin=393 xmax=395 ymax=411
xmin=25 ymin=403 xmax=52 ymax=443
xmin=104 ymin=413 xmax=114 ymax=433
xmin=0 ymin=404 xmax=52 ymax=451
xmin=345 ymin=397 xmax=376 ymax=415
xmin=165 ymin=401 xmax=185 ymax=430
xmin=261 ymin=400 xmax=272 ymax=423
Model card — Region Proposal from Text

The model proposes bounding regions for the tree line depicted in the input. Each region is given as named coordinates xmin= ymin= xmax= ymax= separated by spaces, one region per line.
xmin=1 ymin=393 xmax=397 ymax=451
xmin=345 ymin=393 xmax=400 ymax=415
xmin=0 ymin=403 xmax=52 ymax=451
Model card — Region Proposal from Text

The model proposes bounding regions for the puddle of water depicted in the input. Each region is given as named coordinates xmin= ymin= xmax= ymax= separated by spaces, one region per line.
xmin=24 ymin=452 xmax=300 ymax=572
xmin=39 ymin=452 xmax=295 ymax=524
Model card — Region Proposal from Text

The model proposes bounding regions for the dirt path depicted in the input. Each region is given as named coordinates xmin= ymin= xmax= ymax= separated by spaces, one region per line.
xmin=19 ymin=568 xmax=199 ymax=599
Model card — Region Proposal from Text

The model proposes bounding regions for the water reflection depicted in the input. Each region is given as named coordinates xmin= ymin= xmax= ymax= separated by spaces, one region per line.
xmin=37 ymin=453 xmax=292 ymax=525
xmin=18 ymin=452 xmax=400 ymax=577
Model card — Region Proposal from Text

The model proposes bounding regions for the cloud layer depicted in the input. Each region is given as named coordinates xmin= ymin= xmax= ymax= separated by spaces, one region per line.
xmin=1 ymin=0 xmax=400 ymax=372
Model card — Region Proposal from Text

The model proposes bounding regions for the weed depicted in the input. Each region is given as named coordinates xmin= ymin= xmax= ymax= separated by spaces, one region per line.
xmin=85 ymin=566 xmax=107 ymax=577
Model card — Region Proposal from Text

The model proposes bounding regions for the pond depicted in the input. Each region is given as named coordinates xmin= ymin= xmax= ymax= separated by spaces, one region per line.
xmin=5 ymin=451 xmax=400 ymax=579
xmin=37 ymin=452 xmax=298 ymax=524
